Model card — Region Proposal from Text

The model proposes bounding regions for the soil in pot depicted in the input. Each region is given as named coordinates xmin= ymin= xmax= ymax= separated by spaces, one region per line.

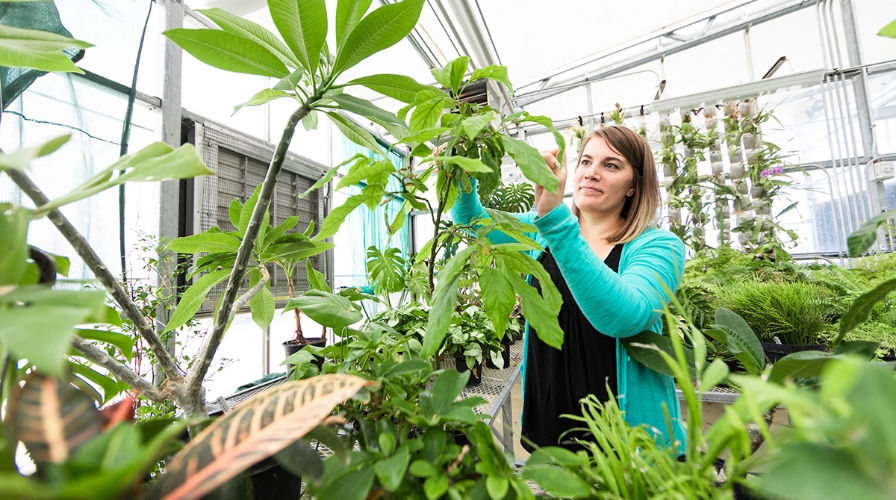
xmin=283 ymin=337 xmax=326 ymax=373
xmin=760 ymin=341 xmax=827 ymax=363
xmin=453 ymin=355 xmax=482 ymax=386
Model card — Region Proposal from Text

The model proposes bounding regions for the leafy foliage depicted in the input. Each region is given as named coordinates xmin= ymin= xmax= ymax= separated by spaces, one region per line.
xmin=484 ymin=181 xmax=535 ymax=213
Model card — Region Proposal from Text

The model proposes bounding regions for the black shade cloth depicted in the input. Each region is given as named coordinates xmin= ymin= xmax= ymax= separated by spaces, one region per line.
xmin=521 ymin=244 xmax=623 ymax=452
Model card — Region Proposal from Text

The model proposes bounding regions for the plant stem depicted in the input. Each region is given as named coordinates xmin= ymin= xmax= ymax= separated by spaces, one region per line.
xmin=6 ymin=169 xmax=183 ymax=385
xmin=183 ymin=105 xmax=309 ymax=416
xmin=225 ymin=266 xmax=270 ymax=326
xmin=71 ymin=336 xmax=165 ymax=401
xmin=427 ymin=172 xmax=451 ymax=293
xmin=285 ymin=270 xmax=304 ymax=340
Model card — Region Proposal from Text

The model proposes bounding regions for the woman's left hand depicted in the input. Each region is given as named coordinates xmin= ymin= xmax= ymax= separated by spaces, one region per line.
xmin=536 ymin=147 xmax=567 ymax=217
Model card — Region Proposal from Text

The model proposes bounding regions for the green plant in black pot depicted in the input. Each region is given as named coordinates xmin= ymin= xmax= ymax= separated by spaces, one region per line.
xmin=718 ymin=280 xmax=839 ymax=361
xmin=441 ymin=302 xmax=503 ymax=385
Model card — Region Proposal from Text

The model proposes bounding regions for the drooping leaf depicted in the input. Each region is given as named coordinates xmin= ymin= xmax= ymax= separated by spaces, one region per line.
xmin=0 ymin=204 xmax=31 ymax=285
xmin=167 ymin=233 xmax=241 ymax=255
xmin=835 ymin=277 xmax=896 ymax=347
xmin=431 ymin=155 xmax=492 ymax=173
xmin=331 ymin=0 xmax=425 ymax=76
xmin=325 ymin=111 xmax=388 ymax=158
xmin=335 ymin=0 xmax=373 ymax=50
xmin=313 ymin=190 xmax=377 ymax=241
xmin=0 ymin=24 xmax=92 ymax=73
xmin=10 ymin=373 xmax=101 ymax=466
xmin=329 ymin=92 xmax=406 ymax=128
xmin=75 ymin=329 xmax=135 ymax=362
xmin=713 ymin=307 xmax=764 ymax=373
xmin=847 ymin=208 xmax=896 ymax=256
xmin=233 ymin=89 xmax=296 ymax=114
xmin=197 ymin=8 xmax=300 ymax=68
xmin=0 ymin=134 xmax=70 ymax=171
xmin=421 ymin=246 xmax=477 ymax=357
xmin=479 ymin=266 xmax=515 ymax=337
xmin=300 ymin=154 xmax=367 ymax=199
xmin=470 ymin=65 xmax=513 ymax=93
xmin=521 ymin=114 xmax=565 ymax=162
xmin=503 ymin=136 xmax=559 ymax=191
xmin=164 ymin=269 xmax=231 ymax=333
xmin=149 ymin=375 xmax=373 ymax=500
xmin=283 ymin=290 xmax=361 ymax=328
xmin=768 ymin=351 xmax=833 ymax=384
xmin=249 ymin=269 xmax=275 ymax=330
xmin=269 ymin=0 xmax=327 ymax=75
xmin=35 ymin=144 xmax=212 ymax=218
xmin=503 ymin=269 xmax=563 ymax=350
xmin=163 ymin=28 xmax=288 ymax=77
xmin=343 ymin=73 xmax=443 ymax=104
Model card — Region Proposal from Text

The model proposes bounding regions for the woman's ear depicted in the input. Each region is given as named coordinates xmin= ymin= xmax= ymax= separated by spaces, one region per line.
xmin=626 ymin=188 xmax=635 ymax=197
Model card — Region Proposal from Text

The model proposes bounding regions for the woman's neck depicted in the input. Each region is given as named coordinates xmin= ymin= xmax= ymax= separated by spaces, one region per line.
xmin=577 ymin=210 xmax=624 ymax=244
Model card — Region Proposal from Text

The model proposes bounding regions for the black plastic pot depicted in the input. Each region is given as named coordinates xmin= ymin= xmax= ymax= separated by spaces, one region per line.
xmin=454 ymin=355 xmax=482 ymax=386
xmin=283 ymin=337 xmax=326 ymax=373
xmin=760 ymin=341 xmax=826 ymax=363
xmin=248 ymin=456 xmax=303 ymax=499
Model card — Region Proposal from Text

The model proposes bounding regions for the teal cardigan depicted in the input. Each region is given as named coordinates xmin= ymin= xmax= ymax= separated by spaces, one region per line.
xmin=450 ymin=186 xmax=687 ymax=449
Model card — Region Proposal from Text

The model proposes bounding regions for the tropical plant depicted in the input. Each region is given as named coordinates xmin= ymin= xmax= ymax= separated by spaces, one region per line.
xmin=442 ymin=302 xmax=503 ymax=370
xmin=484 ymin=181 xmax=535 ymax=213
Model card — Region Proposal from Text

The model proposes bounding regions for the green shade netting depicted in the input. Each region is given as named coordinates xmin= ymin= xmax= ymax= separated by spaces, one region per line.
xmin=0 ymin=1 xmax=84 ymax=110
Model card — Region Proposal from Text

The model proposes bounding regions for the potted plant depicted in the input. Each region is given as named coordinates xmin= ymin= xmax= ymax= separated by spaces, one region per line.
xmin=441 ymin=301 xmax=503 ymax=386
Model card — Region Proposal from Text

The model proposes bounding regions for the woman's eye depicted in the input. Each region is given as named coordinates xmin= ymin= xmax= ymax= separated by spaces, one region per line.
xmin=606 ymin=163 xmax=618 ymax=170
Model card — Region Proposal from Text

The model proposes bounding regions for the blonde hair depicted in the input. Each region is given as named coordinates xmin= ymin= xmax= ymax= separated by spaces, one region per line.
xmin=571 ymin=126 xmax=661 ymax=244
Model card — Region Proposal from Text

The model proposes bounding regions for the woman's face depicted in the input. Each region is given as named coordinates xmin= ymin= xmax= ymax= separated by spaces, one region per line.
xmin=573 ymin=136 xmax=636 ymax=218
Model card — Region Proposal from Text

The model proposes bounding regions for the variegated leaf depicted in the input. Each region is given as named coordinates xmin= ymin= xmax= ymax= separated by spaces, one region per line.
xmin=154 ymin=374 xmax=373 ymax=500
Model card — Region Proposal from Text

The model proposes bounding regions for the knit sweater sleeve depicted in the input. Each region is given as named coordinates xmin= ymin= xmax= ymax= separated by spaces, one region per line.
xmin=449 ymin=180 xmax=537 ymax=244
xmin=533 ymin=203 xmax=685 ymax=338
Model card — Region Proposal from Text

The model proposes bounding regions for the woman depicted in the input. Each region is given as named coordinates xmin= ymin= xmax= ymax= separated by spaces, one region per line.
xmin=450 ymin=125 xmax=686 ymax=452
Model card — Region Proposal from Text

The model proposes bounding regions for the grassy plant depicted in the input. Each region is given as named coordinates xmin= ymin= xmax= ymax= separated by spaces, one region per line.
xmin=718 ymin=280 xmax=838 ymax=345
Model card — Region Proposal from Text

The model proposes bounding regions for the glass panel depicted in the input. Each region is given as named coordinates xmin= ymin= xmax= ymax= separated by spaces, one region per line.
xmin=869 ymin=70 xmax=896 ymax=156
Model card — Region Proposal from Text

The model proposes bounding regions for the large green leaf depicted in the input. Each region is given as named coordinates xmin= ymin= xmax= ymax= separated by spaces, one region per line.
xmin=0 ymin=24 xmax=92 ymax=73
xmin=521 ymin=114 xmax=565 ymax=162
xmin=35 ymin=144 xmax=212 ymax=218
xmin=431 ymin=155 xmax=492 ymax=173
xmin=336 ymin=159 xmax=395 ymax=190
xmin=325 ymin=111 xmax=388 ymax=158
xmin=233 ymin=89 xmax=296 ymax=114
xmin=503 ymin=136 xmax=559 ymax=191
xmin=336 ymin=0 xmax=373 ymax=50
xmin=167 ymin=233 xmax=241 ymax=255
xmin=621 ymin=330 xmax=695 ymax=378
xmin=0 ymin=304 xmax=97 ymax=378
xmin=847 ymin=208 xmax=896 ymax=256
xmin=239 ymin=183 xmax=264 ymax=236
xmin=0 ymin=204 xmax=30 ymax=286
xmin=712 ymin=307 xmax=764 ymax=373
xmin=373 ymin=445 xmax=410 ymax=492
xmin=431 ymin=56 xmax=468 ymax=95
xmin=421 ymin=246 xmax=477 ymax=358
xmin=396 ymin=126 xmax=452 ymax=147
xmin=197 ymin=7 xmax=300 ymax=68
xmin=306 ymin=260 xmax=331 ymax=293
xmin=409 ymin=96 xmax=444 ymax=132
xmin=328 ymin=92 xmax=406 ymax=128
xmin=470 ymin=65 xmax=513 ymax=93
xmin=75 ymin=329 xmax=135 ymax=362
xmin=283 ymin=290 xmax=362 ymax=328
xmin=835 ymin=277 xmax=896 ymax=347
xmin=366 ymin=246 xmax=405 ymax=294
xmin=313 ymin=190 xmax=377 ymax=241
xmin=163 ymin=28 xmax=288 ymax=77
xmin=150 ymin=375 xmax=372 ymax=500
xmin=249 ymin=269 xmax=275 ymax=331
xmin=299 ymin=154 xmax=368 ymax=199
xmin=503 ymin=269 xmax=563 ymax=350
xmin=768 ymin=351 xmax=833 ymax=384
xmin=479 ymin=266 xmax=515 ymax=337
xmin=461 ymin=112 xmax=495 ymax=140
xmin=164 ymin=269 xmax=231 ymax=333
xmin=343 ymin=73 xmax=442 ymax=103
xmin=879 ymin=19 xmax=896 ymax=38
xmin=331 ymin=0 xmax=425 ymax=76
xmin=0 ymin=134 xmax=70 ymax=171
xmin=521 ymin=466 xmax=592 ymax=499
xmin=269 ymin=0 xmax=327 ymax=75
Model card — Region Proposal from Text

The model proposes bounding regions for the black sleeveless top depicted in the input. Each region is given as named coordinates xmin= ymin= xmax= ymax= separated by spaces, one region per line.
xmin=521 ymin=244 xmax=623 ymax=452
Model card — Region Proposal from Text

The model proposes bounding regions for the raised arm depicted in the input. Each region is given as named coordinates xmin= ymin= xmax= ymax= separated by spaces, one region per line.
xmin=449 ymin=179 xmax=537 ymax=245
xmin=534 ymin=203 xmax=685 ymax=338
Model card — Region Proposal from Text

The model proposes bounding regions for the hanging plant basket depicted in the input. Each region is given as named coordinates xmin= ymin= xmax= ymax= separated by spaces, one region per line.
xmin=712 ymin=162 xmax=725 ymax=174
xmin=730 ymin=163 xmax=746 ymax=179
xmin=750 ymin=185 xmax=765 ymax=199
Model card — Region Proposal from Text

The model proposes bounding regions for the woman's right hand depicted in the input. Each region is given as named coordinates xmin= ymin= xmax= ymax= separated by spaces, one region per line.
xmin=535 ymin=148 xmax=567 ymax=218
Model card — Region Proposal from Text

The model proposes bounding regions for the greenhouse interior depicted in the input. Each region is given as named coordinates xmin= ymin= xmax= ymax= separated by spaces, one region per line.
xmin=1 ymin=0 xmax=896 ymax=498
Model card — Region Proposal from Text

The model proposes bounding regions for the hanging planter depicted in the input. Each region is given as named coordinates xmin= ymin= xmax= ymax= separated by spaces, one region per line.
xmin=710 ymin=151 xmax=723 ymax=163
xmin=742 ymin=133 xmax=759 ymax=149
xmin=730 ymin=163 xmax=746 ymax=179
xmin=750 ymin=185 xmax=765 ymax=199
xmin=663 ymin=163 xmax=676 ymax=177
xmin=712 ymin=162 xmax=724 ymax=174
xmin=736 ymin=180 xmax=750 ymax=195
xmin=668 ymin=208 xmax=682 ymax=223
